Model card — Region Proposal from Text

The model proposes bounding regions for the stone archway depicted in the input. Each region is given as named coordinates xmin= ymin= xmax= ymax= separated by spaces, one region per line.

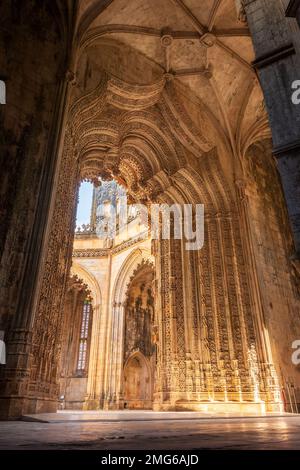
xmin=19 ymin=7 xmax=286 ymax=415
xmin=123 ymin=352 xmax=152 ymax=410
xmin=104 ymin=249 xmax=154 ymax=410
xmin=58 ymin=274 xmax=94 ymax=410
xmin=28 ymin=68 xmax=284 ymax=413
xmin=70 ymin=262 xmax=104 ymax=410
xmin=122 ymin=260 xmax=155 ymax=410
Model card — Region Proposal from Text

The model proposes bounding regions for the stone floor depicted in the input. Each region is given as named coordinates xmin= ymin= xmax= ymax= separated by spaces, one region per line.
xmin=0 ymin=411 xmax=300 ymax=449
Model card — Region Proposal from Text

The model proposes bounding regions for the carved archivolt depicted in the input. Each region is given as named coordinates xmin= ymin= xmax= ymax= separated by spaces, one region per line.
xmin=68 ymin=71 xmax=215 ymax=195
xmin=107 ymin=77 xmax=166 ymax=111
xmin=71 ymin=262 xmax=102 ymax=309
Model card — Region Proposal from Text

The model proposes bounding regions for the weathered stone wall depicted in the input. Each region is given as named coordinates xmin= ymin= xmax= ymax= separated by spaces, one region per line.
xmin=245 ymin=140 xmax=300 ymax=409
xmin=0 ymin=1 xmax=63 ymax=329
xmin=0 ymin=0 xmax=71 ymax=418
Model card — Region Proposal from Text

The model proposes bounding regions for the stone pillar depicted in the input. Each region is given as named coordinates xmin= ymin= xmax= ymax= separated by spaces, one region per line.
xmin=0 ymin=67 xmax=76 ymax=419
xmin=152 ymin=238 xmax=174 ymax=409
xmin=0 ymin=1 xmax=78 ymax=419
xmin=111 ymin=303 xmax=126 ymax=409
xmin=84 ymin=303 xmax=102 ymax=410
xmin=102 ymin=302 xmax=125 ymax=410
xmin=285 ymin=0 xmax=300 ymax=260
xmin=273 ymin=146 xmax=300 ymax=258
xmin=244 ymin=0 xmax=300 ymax=259
xmin=234 ymin=179 xmax=283 ymax=411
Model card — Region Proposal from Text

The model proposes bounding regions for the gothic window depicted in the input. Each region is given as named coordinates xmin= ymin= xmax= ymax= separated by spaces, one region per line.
xmin=77 ymin=298 xmax=92 ymax=372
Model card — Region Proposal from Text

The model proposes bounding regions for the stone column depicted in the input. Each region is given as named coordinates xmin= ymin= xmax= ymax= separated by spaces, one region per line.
xmin=83 ymin=303 xmax=102 ymax=410
xmin=153 ymin=235 xmax=189 ymax=410
xmin=0 ymin=71 xmax=76 ymax=419
xmin=274 ymin=146 xmax=300 ymax=258
xmin=111 ymin=302 xmax=126 ymax=409
xmin=235 ymin=179 xmax=282 ymax=411
xmin=244 ymin=0 xmax=300 ymax=261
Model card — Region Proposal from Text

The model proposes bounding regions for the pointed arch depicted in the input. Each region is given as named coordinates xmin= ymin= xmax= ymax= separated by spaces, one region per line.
xmin=123 ymin=351 xmax=153 ymax=409
xmin=71 ymin=261 xmax=102 ymax=309
xmin=112 ymin=247 xmax=154 ymax=306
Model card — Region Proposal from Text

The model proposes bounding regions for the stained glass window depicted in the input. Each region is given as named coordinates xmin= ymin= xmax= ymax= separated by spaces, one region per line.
xmin=77 ymin=298 xmax=91 ymax=371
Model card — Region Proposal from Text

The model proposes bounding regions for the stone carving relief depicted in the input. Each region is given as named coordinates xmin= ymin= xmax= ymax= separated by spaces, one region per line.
xmin=27 ymin=57 xmax=282 ymax=413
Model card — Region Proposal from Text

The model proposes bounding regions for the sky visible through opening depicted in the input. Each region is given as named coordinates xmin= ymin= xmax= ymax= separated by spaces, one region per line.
xmin=76 ymin=181 xmax=94 ymax=228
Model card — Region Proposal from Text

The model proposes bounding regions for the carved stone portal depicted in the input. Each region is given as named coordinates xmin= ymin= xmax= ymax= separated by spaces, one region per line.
xmin=2 ymin=0 xmax=300 ymax=418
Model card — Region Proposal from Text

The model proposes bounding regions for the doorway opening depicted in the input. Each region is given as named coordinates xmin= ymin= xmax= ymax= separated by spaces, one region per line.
xmin=58 ymin=177 xmax=155 ymax=411
xmin=123 ymin=261 xmax=155 ymax=409
xmin=124 ymin=353 xmax=152 ymax=410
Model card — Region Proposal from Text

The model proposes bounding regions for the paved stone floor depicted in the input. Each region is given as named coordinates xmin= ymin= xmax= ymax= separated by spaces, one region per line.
xmin=0 ymin=411 xmax=300 ymax=449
